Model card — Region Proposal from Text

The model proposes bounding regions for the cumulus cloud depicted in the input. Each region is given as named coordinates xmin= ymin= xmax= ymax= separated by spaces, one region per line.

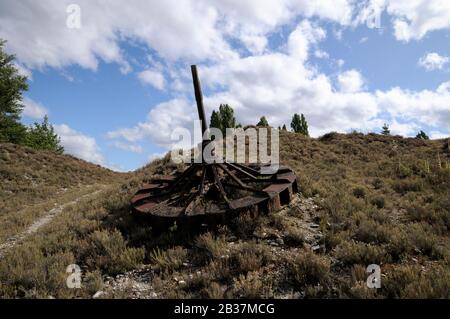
xmin=22 ymin=97 xmax=48 ymax=119
xmin=354 ymin=0 xmax=450 ymax=41
xmin=429 ymin=131 xmax=449 ymax=140
xmin=376 ymin=83 xmax=450 ymax=131
xmin=198 ymin=52 xmax=379 ymax=137
xmin=288 ymin=20 xmax=326 ymax=62
xmin=386 ymin=0 xmax=450 ymax=41
xmin=0 ymin=0 xmax=237 ymax=71
xmin=110 ymin=141 xmax=143 ymax=154
xmin=337 ymin=70 xmax=365 ymax=93
xmin=388 ymin=120 xmax=419 ymax=137
xmin=137 ymin=69 xmax=166 ymax=90
xmin=107 ymin=98 xmax=197 ymax=149
xmin=54 ymin=124 xmax=105 ymax=165
xmin=418 ymin=52 xmax=449 ymax=71
xmin=2 ymin=0 xmax=450 ymax=161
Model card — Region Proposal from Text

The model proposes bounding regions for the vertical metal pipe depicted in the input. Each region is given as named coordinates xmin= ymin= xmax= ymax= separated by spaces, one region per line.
xmin=191 ymin=65 xmax=208 ymax=135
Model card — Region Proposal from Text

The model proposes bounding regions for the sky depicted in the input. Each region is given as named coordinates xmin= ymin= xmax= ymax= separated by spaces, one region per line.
xmin=0 ymin=0 xmax=449 ymax=171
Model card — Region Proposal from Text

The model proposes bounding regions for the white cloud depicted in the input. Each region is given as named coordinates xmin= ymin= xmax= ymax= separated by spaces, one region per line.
xmin=107 ymin=98 xmax=197 ymax=149
xmin=288 ymin=20 xmax=326 ymax=62
xmin=111 ymin=141 xmax=143 ymax=153
xmin=0 ymin=0 xmax=360 ymax=73
xmin=14 ymin=62 xmax=32 ymax=80
xmin=0 ymin=0 xmax=237 ymax=71
xmin=1 ymin=0 xmax=450 ymax=161
xmin=314 ymin=50 xmax=329 ymax=59
xmin=148 ymin=152 xmax=165 ymax=162
xmin=54 ymin=124 xmax=104 ymax=165
xmin=337 ymin=70 xmax=365 ymax=93
xmin=22 ymin=97 xmax=48 ymax=119
xmin=389 ymin=120 xmax=419 ymax=137
xmin=359 ymin=37 xmax=368 ymax=43
xmin=137 ymin=69 xmax=166 ymax=90
xmin=418 ymin=52 xmax=449 ymax=71
xmin=429 ymin=131 xmax=449 ymax=140
xmin=198 ymin=53 xmax=379 ymax=137
xmin=376 ymin=83 xmax=450 ymax=131
xmin=354 ymin=0 xmax=450 ymax=42
xmin=386 ymin=0 xmax=450 ymax=41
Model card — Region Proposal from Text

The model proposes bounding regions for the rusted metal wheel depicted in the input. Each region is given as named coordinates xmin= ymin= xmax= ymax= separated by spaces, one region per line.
xmin=131 ymin=162 xmax=298 ymax=229
xmin=130 ymin=65 xmax=299 ymax=230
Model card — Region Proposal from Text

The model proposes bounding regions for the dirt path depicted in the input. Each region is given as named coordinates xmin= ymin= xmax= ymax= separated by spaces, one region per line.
xmin=0 ymin=187 xmax=106 ymax=258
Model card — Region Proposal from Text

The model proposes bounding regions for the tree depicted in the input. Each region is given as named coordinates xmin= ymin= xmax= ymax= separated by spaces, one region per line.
xmin=0 ymin=39 xmax=28 ymax=144
xmin=291 ymin=113 xmax=309 ymax=136
xmin=381 ymin=123 xmax=390 ymax=136
xmin=25 ymin=115 xmax=64 ymax=154
xmin=416 ymin=130 xmax=429 ymax=140
xmin=209 ymin=104 xmax=236 ymax=135
xmin=257 ymin=116 xmax=269 ymax=127
xmin=210 ymin=110 xmax=221 ymax=132
xmin=282 ymin=124 xmax=287 ymax=131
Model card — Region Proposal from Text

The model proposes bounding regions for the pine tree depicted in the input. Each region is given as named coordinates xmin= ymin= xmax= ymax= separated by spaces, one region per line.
xmin=25 ymin=115 xmax=64 ymax=154
xmin=209 ymin=104 xmax=236 ymax=135
xmin=291 ymin=113 xmax=309 ymax=136
xmin=299 ymin=113 xmax=309 ymax=136
xmin=381 ymin=123 xmax=390 ymax=136
xmin=416 ymin=130 xmax=429 ymax=140
xmin=219 ymin=104 xmax=236 ymax=133
xmin=291 ymin=114 xmax=301 ymax=133
xmin=257 ymin=116 xmax=269 ymax=127
xmin=0 ymin=39 xmax=28 ymax=144
xmin=210 ymin=110 xmax=221 ymax=132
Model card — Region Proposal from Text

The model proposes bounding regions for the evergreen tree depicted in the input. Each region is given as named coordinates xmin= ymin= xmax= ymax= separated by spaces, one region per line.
xmin=209 ymin=104 xmax=236 ymax=135
xmin=381 ymin=123 xmax=390 ymax=136
xmin=257 ymin=116 xmax=269 ymax=127
xmin=25 ymin=115 xmax=64 ymax=153
xmin=219 ymin=104 xmax=235 ymax=133
xmin=0 ymin=39 xmax=28 ymax=144
xmin=282 ymin=124 xmax=287 ymax=131
xmin=291 ymin=113 xmax=309 ymax=136
xmin=416 ymin=130 xmax=429 ymax=140
xmin=291 ymin=114 xmax=301 ymax=133
xmin=210 ymin=110 xmax=221 ymax=132
xmin=299 ymin=114 xmax=309 ymax=136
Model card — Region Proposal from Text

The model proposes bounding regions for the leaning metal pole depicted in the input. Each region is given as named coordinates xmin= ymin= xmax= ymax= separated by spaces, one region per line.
xmin=191 ymin=65 xmax=208 ymax=135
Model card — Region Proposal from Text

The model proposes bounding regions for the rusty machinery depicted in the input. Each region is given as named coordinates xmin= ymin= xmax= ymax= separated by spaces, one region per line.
xmin=131 ymin=65 xmax=298 ymax=229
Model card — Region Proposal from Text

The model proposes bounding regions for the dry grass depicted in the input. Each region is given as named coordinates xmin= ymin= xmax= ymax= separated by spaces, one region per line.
xmin=0 ymin=132 xmax=449 ymax=299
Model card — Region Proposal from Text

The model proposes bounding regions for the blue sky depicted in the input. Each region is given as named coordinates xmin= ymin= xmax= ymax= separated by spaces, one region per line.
xmin=1 ymin=1 xmax=449 ymax=171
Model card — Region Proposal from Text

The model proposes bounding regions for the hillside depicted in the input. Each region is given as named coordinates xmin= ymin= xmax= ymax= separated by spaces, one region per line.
xmin=0 ymin=143 xmax=124 ymax=213
xmin=0 ymin=133 xmax=449 ymax=298
xmin=0 ymin=143 xmax=126 ymax=248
